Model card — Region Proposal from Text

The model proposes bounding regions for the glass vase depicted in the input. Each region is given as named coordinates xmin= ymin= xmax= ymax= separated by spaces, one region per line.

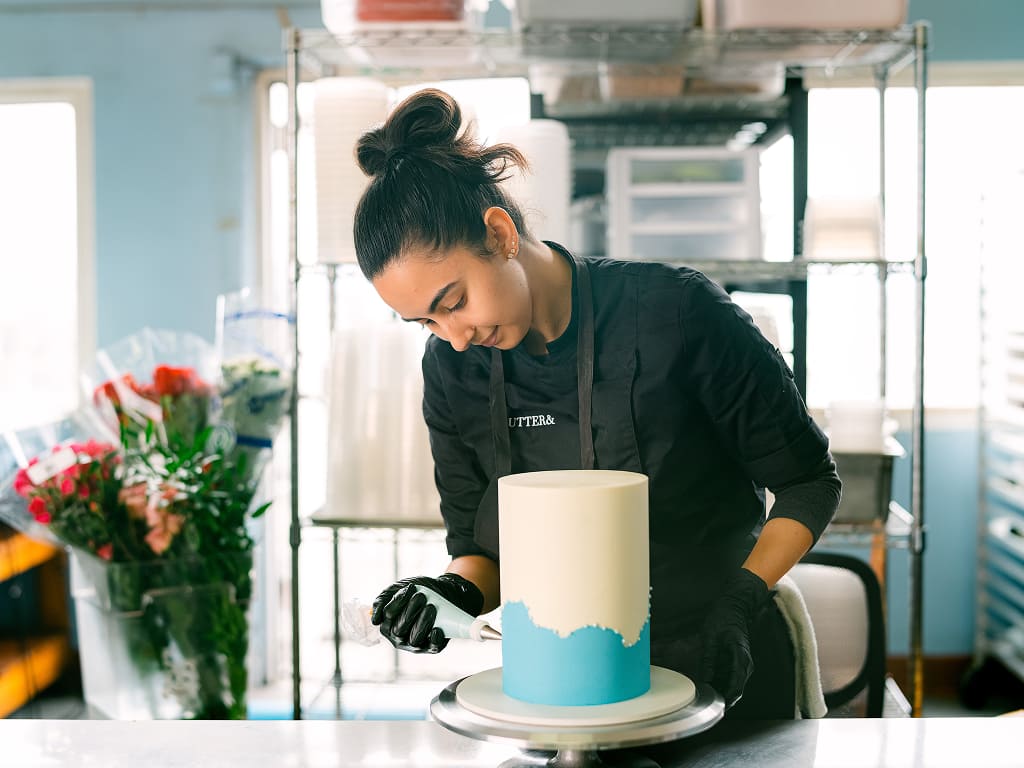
xmin=70 ymin=550 xmax=253 ymax=719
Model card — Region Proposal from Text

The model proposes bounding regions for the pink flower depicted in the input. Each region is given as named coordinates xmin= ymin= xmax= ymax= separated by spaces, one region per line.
xmin=118 ymin=483 xmax=149 ymax=520
xmin=143 ymin=484 xmax=186 ymax=555
xmin=13 ymin=469 xmax=33 ymax=497
xmin=60 ymin=478 xmax=74 ymax=495
xmin=96 ymin=543 xmax=113 ymax=561
xmin=144 ymin=507 xmax=186 ymax=555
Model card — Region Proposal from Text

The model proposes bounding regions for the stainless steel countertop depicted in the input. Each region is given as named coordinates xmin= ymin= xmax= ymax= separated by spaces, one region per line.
xmin=5 ymin=717 xmax=1023 ymax=767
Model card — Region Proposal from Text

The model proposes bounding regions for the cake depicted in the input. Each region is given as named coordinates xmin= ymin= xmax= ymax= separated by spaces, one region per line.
xmin=498 ymin=470 xmax=650 ymax=706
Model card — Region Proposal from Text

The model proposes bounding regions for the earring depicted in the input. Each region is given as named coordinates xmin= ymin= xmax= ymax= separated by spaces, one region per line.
xmin=507 ymin=242 xmax=518 ymax=258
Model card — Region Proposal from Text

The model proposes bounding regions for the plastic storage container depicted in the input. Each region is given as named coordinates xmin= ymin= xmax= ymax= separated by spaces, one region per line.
xmin=831 ymin=437 xmax=905 ymax=523
xmin=599 ymin=63 xmax=685 ymax=102
xmin=607 ymin=147 xmax=762 ymax=262
xmin=355 ymin=0 xmax=463 ymax=22
xmin=702 ymin=0 xmax=907 ymax=30
xmin=516 ymin=0 xmax=698 ymax=26
xmin=322 ymin=0 xmax=471 ymax=32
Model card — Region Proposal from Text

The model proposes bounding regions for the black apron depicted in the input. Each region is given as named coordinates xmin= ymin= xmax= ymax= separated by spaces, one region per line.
xmin=471 ymin=251 xmax=640 ymax=552
xmin=489 ymin=251 xmax=597 ymax=479
xmin=471 ymin=251 xmax=795 ymax=717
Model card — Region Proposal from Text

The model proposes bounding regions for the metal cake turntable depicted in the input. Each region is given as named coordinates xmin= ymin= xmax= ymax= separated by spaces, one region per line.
xmin=430 ymin=666 xmax=724 ymax=767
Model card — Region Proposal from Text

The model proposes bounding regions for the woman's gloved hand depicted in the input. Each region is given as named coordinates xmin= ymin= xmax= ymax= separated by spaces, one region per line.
xmin=698 ymin=568 xmax=771 ymax=708
xmin=370 ymin=573 xmax=484 ymax=654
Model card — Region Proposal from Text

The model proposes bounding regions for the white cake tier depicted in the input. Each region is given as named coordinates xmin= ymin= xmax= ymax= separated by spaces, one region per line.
xmin=498 ymin=470 xmax=650 ymax=646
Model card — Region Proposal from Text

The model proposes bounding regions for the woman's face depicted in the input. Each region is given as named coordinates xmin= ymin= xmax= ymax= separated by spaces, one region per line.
xmin=373 ymin=245 xmax=532 ymax=352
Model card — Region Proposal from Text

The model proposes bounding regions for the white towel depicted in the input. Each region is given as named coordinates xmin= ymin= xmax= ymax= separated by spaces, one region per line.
xmin=774 ymin=575 xmax=828 ymax=719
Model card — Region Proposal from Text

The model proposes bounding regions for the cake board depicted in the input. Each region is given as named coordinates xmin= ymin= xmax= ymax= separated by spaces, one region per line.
xmin=430 ymin=666 xmax=724 ymax=768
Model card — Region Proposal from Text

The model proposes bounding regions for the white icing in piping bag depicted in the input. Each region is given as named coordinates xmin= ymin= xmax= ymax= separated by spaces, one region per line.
xmin=415 ymin=586 xmax=502 ymax=641
xmin=341 ymin=590 xmax=501 ymax=646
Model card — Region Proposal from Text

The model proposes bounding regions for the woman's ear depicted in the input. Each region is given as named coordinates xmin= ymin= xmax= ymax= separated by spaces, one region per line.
xmin=483 ymin=207 xmax=518 ymax=259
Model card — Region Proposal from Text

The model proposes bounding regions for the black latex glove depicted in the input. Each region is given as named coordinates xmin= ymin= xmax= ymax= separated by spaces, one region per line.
xmin=698 ymin=568 xmax=772 ymax=709
xmin=370 ymin=573 xmax=484 ymax=654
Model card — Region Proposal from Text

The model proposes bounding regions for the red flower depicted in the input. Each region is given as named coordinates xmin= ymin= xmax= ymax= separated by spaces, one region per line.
xmin=28 ymin=496 xmax=51 ymax=523
xmin=96 ymin=543 xmax=113 ymax=561
xmin=60 ymin=477 xmax=74 ymax=495
xmin=152 ymin=365 xmax=207 ymax=397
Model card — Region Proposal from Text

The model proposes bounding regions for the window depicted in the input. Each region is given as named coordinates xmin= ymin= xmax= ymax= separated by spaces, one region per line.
xmin=0 ymin=80 xmax=94 ymax=431
xmin=805 ymin=85 xmax=1024 ymax=412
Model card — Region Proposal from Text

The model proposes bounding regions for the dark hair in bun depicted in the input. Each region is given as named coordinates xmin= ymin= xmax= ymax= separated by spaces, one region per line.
xmin=353 ymin=88 xmax=530 ymax=280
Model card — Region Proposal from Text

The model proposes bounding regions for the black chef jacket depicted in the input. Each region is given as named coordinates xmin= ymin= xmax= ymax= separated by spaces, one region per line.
xmin=421 ymin=243 xmax=840 ymax=659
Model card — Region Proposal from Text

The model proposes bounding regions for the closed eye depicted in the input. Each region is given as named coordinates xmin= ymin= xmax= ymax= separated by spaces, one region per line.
xmin=444 ymin=295 xmax=466 ymax=313
xmin=402 ymin=293 xmax=465 ymax=327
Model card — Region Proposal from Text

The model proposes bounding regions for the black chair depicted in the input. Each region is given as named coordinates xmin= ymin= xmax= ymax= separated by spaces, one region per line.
xmin=789 ymin=551 xmax=888 ymax=717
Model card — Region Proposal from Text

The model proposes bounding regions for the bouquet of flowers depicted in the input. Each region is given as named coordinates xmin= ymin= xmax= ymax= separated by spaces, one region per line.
xmin=0 ymin=324 xmax=291 ymax=720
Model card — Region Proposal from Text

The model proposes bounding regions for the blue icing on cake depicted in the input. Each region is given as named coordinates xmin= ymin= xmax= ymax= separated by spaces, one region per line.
xmin=501 ymin=600 xmax=650 ymax=706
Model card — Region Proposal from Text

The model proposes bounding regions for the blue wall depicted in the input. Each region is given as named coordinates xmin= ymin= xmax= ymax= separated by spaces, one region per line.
xmin=0 ymin=2 xmax=321 ymax=345
xmin=909 ymin=0 xmax=1024 ymax=61
xmin=832 ymin=427 xmax=981 ymax=655
xmin=0 ymin=0 xmax=1015 ymax=657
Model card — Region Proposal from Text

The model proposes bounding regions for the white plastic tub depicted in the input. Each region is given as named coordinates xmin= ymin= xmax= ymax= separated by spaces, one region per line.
xmin=517 ymin=0 xmax=698 ymax=26
xmin=702 ymin=0 xmax=907 ymax=30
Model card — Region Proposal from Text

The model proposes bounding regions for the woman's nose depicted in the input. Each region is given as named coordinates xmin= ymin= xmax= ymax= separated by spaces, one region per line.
xmin=442 ymin=318 xmax=474 ymax=352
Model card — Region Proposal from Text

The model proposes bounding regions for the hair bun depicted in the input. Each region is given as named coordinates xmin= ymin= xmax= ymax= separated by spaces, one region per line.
xmin=355 ymin=127 xmax=389 ymax=177
xmin=389 ymin=88 xmax=462 ymax=151
xmin=355 ymin=88 xmax=463 ymax=177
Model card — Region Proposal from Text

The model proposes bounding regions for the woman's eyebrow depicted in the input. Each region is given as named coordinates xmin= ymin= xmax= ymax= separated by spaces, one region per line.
xmin=401 ymin=280 xmax=458 ymax=322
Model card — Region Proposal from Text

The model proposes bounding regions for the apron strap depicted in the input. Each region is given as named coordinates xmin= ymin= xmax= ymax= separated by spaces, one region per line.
xmin=489 ymin=348 xmax=512 ymax=478
xmin=575 ymin=254 xmax=596 ymax=471
xmin=489 ymin=253 xmax=595 ymax=476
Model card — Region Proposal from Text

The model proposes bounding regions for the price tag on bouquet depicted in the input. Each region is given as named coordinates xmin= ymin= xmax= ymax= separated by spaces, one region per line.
xmin=26 ymin=446 xmax=80 ymax=485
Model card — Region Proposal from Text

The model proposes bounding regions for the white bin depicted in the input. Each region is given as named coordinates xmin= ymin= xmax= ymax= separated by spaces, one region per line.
xmin=702 ymin=0 xmax=907 ymax=30
xmin=516 ymin=0 xmax=698 ymax=26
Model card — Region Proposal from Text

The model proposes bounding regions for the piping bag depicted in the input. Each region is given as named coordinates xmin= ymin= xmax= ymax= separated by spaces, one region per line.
xmin=343 ymin=586 xmax=501 ymax=646
xmin=417 ymin=586 xmax=502 ymax=641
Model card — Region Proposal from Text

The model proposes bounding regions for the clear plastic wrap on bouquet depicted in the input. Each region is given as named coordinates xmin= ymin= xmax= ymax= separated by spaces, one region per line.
xmin=0 ymin=409 xmax=117 ymax=546
xmin=85 ymin=328 xmax=220 ymax=453
xmin=5 ymin=326 xmax=279 ymax=720
xmin=82 ymin=324 xmax=290 ymax=492
xmin=215 ymin=289 xmax=294 ymax=486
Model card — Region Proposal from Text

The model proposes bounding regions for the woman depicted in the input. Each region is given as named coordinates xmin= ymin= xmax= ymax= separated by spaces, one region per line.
xmin=356 ymin=88 xmax=841 ymax=719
